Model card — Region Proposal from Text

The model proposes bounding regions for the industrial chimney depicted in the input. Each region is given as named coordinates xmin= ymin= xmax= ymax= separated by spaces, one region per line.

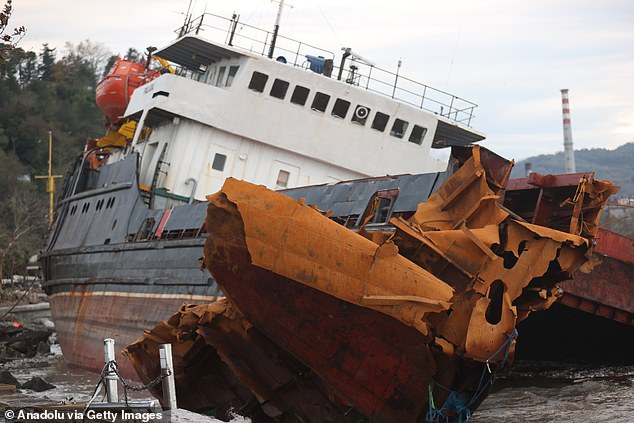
xmin=560 ymin=89 xmax=576 ymax=173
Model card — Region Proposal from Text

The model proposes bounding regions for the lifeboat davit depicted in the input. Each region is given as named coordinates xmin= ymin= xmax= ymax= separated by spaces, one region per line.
xmin=95 ymin=58 xmax=161 ymax=125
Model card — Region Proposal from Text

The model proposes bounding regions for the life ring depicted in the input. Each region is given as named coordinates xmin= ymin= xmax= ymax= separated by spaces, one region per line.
xmin=354 ymin=106 xmax=369 ymax=120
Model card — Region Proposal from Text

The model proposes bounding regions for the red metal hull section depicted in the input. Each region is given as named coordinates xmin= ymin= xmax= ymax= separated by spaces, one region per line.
xmin=208 ymin=251 xmax=436 ymax=422
xmin=561 ymin=254 xmax=634 ymax=325
xmin=49 ymin=289 xmax=215 ymax=380
xmin=594 ymin=228 xmax=634 ymax=265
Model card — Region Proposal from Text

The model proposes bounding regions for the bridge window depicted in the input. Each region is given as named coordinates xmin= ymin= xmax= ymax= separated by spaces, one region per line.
xmin=212 ymin=153 xmax=227 ymax=171
xmin=311 ymin=92 xmax=330 ymax=112
xmin=248 ymin=71 xmax=268 ymax=92
xmin=390 ymin=119 xmax=409 ymax=139
xmin=331 ymin=98 xmax=351 ymax=119
xmin=215 ymin=66 xmax=226 ymax=87
xmin=409 ymin=125 xmax=428 ymax=145
xmin=225 ymin=65 xmax=240 ymax=87
xmin=352 ymin=105 xmax=370 ymax=125
xmin=371 ymin=112 xmax=390 ymax=132
xmin=270 ymin=78 xmax=290 ymax=99
xmin=291 ymin=85 xmax=310 ymax=105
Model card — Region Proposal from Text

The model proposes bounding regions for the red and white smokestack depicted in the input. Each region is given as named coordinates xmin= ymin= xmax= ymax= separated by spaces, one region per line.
xmin=560 ymin=89 xmax=576 ymax=173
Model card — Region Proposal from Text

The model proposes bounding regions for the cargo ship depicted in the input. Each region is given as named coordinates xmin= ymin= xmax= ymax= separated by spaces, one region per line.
xmin=41 ymin=11 xmax=484 ymax=378
xmin=40 ymin=9 xmax=618 ymax=422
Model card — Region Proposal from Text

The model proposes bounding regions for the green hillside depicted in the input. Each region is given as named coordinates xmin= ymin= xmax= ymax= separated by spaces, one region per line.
xmin=511 ymin=143 xmax=634 ymax=197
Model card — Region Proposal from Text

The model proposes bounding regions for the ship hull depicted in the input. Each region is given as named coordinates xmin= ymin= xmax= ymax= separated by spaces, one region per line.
xmin=45 ymin=239 xmax=219 ymax=378
xmin=41 ymin=153 xmax=221 ymax=378
xmin=49 ymin=289 xmax=216 ymax=377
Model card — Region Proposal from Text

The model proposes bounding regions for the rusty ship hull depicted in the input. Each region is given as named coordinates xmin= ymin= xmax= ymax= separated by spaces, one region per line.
xmin=125 ymin=146 xmax=617 ymax=422
xmin=41 ymin=154 xmax=221 ymax=378
xmin=40 ymin=148 xmax=459 ymax=378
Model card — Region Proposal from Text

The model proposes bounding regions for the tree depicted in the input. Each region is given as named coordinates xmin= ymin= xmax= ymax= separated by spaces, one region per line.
xmin=64 ymin=39 xmax=113 ymax=81
xmin=125 ymin=47 xmax=141 ymax=62
xmin=0 ymin=0 xmax=25 ymax=63
xmin=38 ymin=43 xmax=55 ymax=81
xmin=0 ymin=151 xmax=46 ymax=282
xmin=102 ymin=54 xmax=117 ymax=78
xmin=17 ymin=49 xmax=36 ymax=85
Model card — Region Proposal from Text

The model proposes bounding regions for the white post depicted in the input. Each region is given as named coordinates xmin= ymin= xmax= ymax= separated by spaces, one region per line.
xmin=160 ymin=344 xmax=177 ymax=410
xmin=130 ymin=108 xmax=149 ymax=148
xmin=103 ymin=338 xmax=118 ymax=403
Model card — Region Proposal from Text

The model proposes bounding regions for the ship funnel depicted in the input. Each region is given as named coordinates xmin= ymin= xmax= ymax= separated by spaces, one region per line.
xmin=560 ymin=89 xmax=576 ymax=173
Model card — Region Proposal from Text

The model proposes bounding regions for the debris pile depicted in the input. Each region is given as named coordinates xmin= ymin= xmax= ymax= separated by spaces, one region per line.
xmin=127 ymin=146 xmax=616 ymax=422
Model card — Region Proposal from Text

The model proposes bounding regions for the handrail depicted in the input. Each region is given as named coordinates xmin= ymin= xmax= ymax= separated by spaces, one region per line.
xmin=176 ymin=13 xmax=478 ymax=127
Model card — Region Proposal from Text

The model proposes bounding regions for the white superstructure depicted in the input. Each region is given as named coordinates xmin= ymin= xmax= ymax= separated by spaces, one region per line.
xmin=114 ymin=13 xmax=484 ymax=208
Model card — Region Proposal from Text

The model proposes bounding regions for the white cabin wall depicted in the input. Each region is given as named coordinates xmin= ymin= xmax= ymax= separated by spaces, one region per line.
xmin=126 ymin=57 xmax=452 ymax=178
xmin=136 ymin=116 xmax=367 ymax=200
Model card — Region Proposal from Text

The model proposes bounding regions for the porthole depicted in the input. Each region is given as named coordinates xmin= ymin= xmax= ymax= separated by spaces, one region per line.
xmin=409 ymin=125 xmax=428 ymax=145
xmin=371 ymin=112 xmax=390 ymax=132
xmin=311 ymin=92 xmax=330 ymax=112
xmin=248 ymin=71 xmax=268 ymax=92
xmin=331 ymin=98 xmax=351 ymax=119
xmin=390 ymin=118 xmax=409 ymax=139
xmin=290 ymin=85 xmax=310 ymax=106
xmin=270 ymin=78 xmax=290 ymax=100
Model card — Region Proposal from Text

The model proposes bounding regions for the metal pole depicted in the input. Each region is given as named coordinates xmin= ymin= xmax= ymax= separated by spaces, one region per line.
xmin=35 ymin=131 xmax=62 ymax=227
xmin=104 ymin=338 xmax=118 ymax=403
xmin=160 ymin=344 xmax=177 ymax=410
xmin=268 ymin=0 xmax=285 ymax=58
xmin=392 ymin=59 xmax=402 ymax=99
xmin=47 ymin=131 xmax=53 ymax=226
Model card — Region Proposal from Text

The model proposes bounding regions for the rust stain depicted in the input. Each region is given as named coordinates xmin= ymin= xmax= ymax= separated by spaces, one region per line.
xmin=126 ymin=145 xmax=617 ymax=422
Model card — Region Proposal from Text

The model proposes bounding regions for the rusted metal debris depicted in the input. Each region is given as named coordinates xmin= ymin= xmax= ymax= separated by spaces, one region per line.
xmin=126 ymin=146 xmax=617 ymax=422
xmin=504 ymin=173 xmax=631 ymax=326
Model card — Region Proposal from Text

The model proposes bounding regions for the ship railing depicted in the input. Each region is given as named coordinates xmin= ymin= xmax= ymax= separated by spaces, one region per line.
xmin=329 ymin=62 xmax=477 ymax=125
xmin=178 ymin=13 xmax=335 ymax=68
xmin=176 ymin=13 xmax=477 ymax=127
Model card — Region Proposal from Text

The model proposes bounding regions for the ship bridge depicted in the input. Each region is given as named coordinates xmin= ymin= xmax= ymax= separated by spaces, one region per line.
xmin=159 ymin=13 xmax=483 ymax=135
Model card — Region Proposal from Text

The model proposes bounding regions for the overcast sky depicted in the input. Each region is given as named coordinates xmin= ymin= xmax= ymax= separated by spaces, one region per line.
xmin=12 ymin=0 xmax=634 ymax=161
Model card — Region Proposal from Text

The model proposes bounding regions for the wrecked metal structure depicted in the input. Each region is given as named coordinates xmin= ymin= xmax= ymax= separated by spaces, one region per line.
xmin=504 ymin=172 xmax=633 ymax=362
xmin=126 ymin=146 xmax=617 ymax=422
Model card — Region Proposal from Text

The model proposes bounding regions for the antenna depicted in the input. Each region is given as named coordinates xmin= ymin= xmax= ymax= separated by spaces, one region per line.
xmin=268 ymin=0 xmax=287 ymax=59
xmin=34 ymin=131 xmax=63 ymax=227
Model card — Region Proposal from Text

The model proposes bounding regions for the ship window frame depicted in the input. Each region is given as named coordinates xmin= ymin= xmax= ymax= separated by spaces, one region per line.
xmin=225 ymin=65 xmax=239 ymax=87
xmin=270 ymin=78 xmax=290 ymax=100
xmin=212 ymin=153 xmax=227 ymax=172
xmin=276 ymin=169 xmax=290 ymax=188
xmin=371 ymin=111 xmax=390 ymax=132
xmin=215 ymin=66 xmax=226 ymax=87
xmin=205 ymin=66 xmax=216 ymax=84
xmin=390 ymin=118 xmax=409 ymax=139
xmin=248 ymin=71 xmax=269 ymax=93
xmin=311 ymin=92 xmax=330 ymax=113
xmin=408 ymin=124 xmax=428 ymax=145
xmin=331 ymin=98 xmax=351 ymax=119
xmin=290 ymin=85 xmax=310 ymax=106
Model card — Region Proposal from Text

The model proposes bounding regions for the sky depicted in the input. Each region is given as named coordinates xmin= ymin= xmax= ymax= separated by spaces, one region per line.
xmin=11 ymin=0 xmax=634 ymax=161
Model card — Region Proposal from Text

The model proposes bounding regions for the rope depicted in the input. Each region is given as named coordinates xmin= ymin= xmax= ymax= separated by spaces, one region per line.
xmin=426 ymin=329 xmax=518 ymax=423
xmin=83 ymin=360 xmax=168 ymax=413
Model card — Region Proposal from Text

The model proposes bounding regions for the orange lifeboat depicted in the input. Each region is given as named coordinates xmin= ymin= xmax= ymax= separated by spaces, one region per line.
xmin=95 ymin=58 xmax=161 ymax=125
